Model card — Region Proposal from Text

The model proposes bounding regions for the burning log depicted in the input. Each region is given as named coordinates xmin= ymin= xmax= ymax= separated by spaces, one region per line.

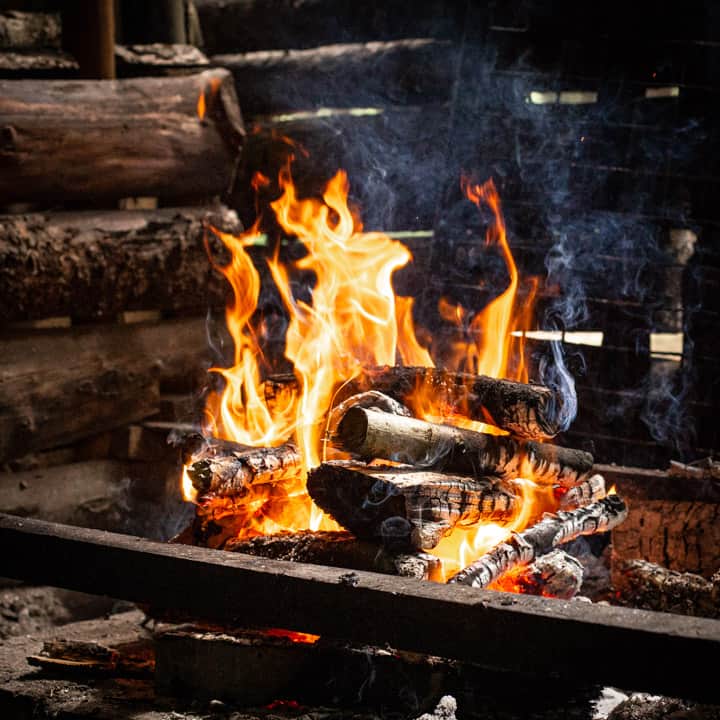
xmin=0 ymin=206 xmax=241 ymax=324
xmin=334 ymin=405 xmax=593 ymax=486
xmin=307 ymin=461 xmax=518 ymax=550
xmin=186 ymin=441 xmax=302 ymax=498
xmin=492 ymin=549 xmax=584 ymax=600
xmin=345 ymin=366 xmax=564 ymax=440
xmin=221 ymin=530 xmax=441 ymax=580
xmin=449 ymin=495 xmax=628 ymax=588
xmin=557 ymin=474 xmax=606 ymax=509
xmin=0 ymin=68 xmax=244 ymax=205
xmin=613 ymin=558 xmax=720 ymax=619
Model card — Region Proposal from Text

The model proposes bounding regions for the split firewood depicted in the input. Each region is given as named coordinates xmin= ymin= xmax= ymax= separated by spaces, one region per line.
xmin=449 ymin=495 xmax=628 ymax=587
xmin=490 ymin=549 xmax=584 ymax=599
xmin=307 ymin=461 xmax=518 ymax=550
xmin=186 ymin=439 xmax=302 ymax=497
xmin=343 ymin=366 xmax=564 ymax=440
xmin=557 ymin=474 xmax=606 ymax=509
xmin=334 ymin=405 xmax=593 ymax=487
xmin=612 ymin=558 xmax=720 ymax=619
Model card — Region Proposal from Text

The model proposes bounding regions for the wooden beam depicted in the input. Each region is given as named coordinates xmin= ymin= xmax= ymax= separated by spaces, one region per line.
xmin=0 ymin=513 xmax=718 ymax=702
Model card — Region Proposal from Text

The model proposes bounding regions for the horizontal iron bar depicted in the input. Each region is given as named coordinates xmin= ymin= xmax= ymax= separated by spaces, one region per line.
xmin=0 ymin=513 xmax=717 ymax=701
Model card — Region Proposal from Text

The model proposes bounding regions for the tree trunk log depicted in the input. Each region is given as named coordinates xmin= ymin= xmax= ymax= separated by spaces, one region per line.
xmin=307 ymin=461 xmax=518 ymax=550
xmin=335 ymin=405 xmax=593 ymax=486
xmin=0 ymin=317 xmax=209 ymax=463
xmin=0 ymin=206 xmax=241 ymax=324
xmin=214 ymin=39 xmax=457 ymax=116
xmin=611 ymin=500 xmax=720 ymax=578
xmin=612 ymin=558 xmax=720 ymax=619
xmin=449 ymin=495 xmax=628 ymax=588
xmin=0 ymin=11 xmax=61 ymax=49
xmin=342 ymin=366 xmax=564 ymax=440
xmin=0 ymin=69 xmax=244 ymax=205
xmin=187 ymin=442 xmax=302 ymax=497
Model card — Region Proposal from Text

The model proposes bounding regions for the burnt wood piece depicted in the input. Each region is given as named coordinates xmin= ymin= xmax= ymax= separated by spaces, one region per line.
xmin=0 ymin=207 xmax=240 ymax=324
xmin=449 ymin=495 xmax=628 ymax=588
xmin=0 ymin=11 xmax=60 ymax=48
xmin=593 ymin=463 xmax=720 ymax=503
xmin=558 ymin=474 xmax=607 ymax=510
xmin=0 ymin=513 xmax=718 ymax=701
xmin=344 ymin=366 xmax=563 ymax=440
xmin=611 ymin=500 xmax=720 ymax=578
xmin=335 ymin=406 xmax=593 ymax=486
xmin=0 ymin=49 xmax=79 ymax=78
xmin=0 ymin=317 xmax=209 ymax=464
xmin=222 ymin=530 xmax=440 ymax=580
xmin=491 ymin=549 xmax=584 ymax=600
xmin=214 ymin=39 xmax=457 ymax=116
xmin=307 ymin=461 xmax=518 ymax=550
xmin=115 ymin=43 xmax=210 ymax=77
xmin=0 ymin=69 xmax=244 ymax=205
xmin=613 ymin=558 xmax=720 ymax=619
xmin=187 ymin=442 xmax=302 ymax=497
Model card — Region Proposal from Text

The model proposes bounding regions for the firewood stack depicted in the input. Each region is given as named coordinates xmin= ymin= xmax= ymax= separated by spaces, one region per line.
xmin=182 ymin=365 xmax=629 ymax=597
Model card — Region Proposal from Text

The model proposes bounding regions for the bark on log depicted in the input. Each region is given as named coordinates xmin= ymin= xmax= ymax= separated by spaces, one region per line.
xmin=214 ymin=39 xmax=457 ymax=116
xmin=307 ymin=461 xmax=518 ymax=550
xmin=612 ymin=558 xmax=720 ymax=619
xmin=449 ymin=495 xmax=628 ymax=588
xmin=558 ymin=474 xmax=606 ymax=509
xmin=0 ymin=206 xmax=241 ymax=324
xmin=343 ymin=366 xmax=564 ymax=440
xmin=0 ymin=11 xmax=61 ymax=49
xmin=0 ymin=68 xmax=244 ymax=205
xmin=335 ymin=405 xmax=593 ymax=486
xmin=0 ymin=317 xmax=209 ymax=463
xmin=611 ymin=500 xmax=720 ymax=578
xmin=1 ymin=513 xmax=719 ymax=701
xmin=221 ymin=529 xmax=440 ymax=580
xmin=115 ymin=43 xmax=210 ymax=77
xmin=0 ymin=49 xmax=78 ymax=78
xmin=187 ymin=442 xmax=302 ymax=497
xmin=491 ymin=549 xmax=584 ymax=600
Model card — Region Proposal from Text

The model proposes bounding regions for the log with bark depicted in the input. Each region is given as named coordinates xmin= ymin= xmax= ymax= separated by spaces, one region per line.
xmin=612 ymin=558 xmax=720 ymax=619
xmin=214 ymin=39 xmax=457 ymax=116
xmin=0 ymin=68 xmax=244 ymax=205
xmin=334 ymin=405 xmax=593 ymax=486
xmin=0 ymin=50 xmax=79 ymax=78
xmin=0 ymin=11 xmax=61 ymax=49
xmin=557 ymin=474 xmax=606 ymax=509
xmin=0 ymin=317 xmax=209 ymax=463
xmin=186 ymin=440 xmax=302 ymax=497
xmin=449 ymin=495 xmax=628 ymax=588
xmin=115 ymin=43 xmax=210 ymax=77
xmin=307 ymin=461 xmax=518 ymax=550
xmin=0 ymin=206 xmax=241 ymax=324
xmin=342 ymin=366 xmax=565 ymax=440
xmin=490 ymin=549 xmax=585 ymax=600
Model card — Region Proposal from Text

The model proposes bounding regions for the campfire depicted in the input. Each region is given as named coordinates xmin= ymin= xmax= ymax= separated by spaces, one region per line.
xmin=178 ymin=161 xmax=628 ymax=597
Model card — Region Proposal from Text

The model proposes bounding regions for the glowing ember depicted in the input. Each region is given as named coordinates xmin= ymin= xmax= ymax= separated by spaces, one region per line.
xmin=185 ymin=161 xmax=558 ymax=581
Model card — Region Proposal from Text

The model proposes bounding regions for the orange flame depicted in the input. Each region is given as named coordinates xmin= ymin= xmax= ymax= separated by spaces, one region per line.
xmin=197 ymin=76 xmax=222 ymax=121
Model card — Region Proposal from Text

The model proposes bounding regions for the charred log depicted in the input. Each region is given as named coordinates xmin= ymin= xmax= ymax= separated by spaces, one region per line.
xmin=0 ymin=206 xmax=241 ymax=324
xmin=557 ymin=474 xmax=607 ymax=509
xmin=0 ymin=69 xmax=244 ymax=205
xmin=187 ymin=442 xmax=302 ymax=497
xmin=335 ymin=405 xmax=592 ymax=486
xmin=449 ymin=495 xmax=628 ymax=588
xmin=613 ymin=558 xmax=720 ymax=618
xmin=491 ymin=549 xmax=584 ymax=600
xmin=307 ymin=461 xmax=518 ymax=550
xmin=343 ymin=366 xmax=564 ymax=440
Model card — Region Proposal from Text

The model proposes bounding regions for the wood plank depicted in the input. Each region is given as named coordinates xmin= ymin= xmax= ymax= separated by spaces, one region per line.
xmin=0 ymin=206 xmax=240 ymax=324
xmin=214 ymin=40 xmax=458 ymax=116
xmin=0 ymin=513 xmax=718 ymax=701
xmin=0 ymin=317 xmax=210 ymax=463
xmin=0 ymin=69 xmax=244 ymax=205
